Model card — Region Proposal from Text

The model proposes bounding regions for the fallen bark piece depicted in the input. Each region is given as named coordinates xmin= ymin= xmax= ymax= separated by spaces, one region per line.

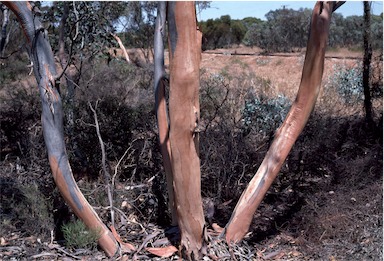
xmin=110 ymin=226 xmax=136 ymax=252
xmin=146 ymin=245 xmax=178 ymax=258
xmin=212 ymin=223 xmax=224 ymax=234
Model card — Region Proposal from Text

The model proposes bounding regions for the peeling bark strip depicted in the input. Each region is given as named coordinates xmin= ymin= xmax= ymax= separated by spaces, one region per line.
xmin=4 ymin=2 xmax=118 ymax=257
xmin=225 ymin=1 xmax=344 ymax=243
xmin=167 ymin=1 xmax=205 ymax=258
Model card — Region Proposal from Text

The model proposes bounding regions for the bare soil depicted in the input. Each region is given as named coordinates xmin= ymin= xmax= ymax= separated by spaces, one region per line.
xmin=0 ymin=46 xmax=382 ymax=260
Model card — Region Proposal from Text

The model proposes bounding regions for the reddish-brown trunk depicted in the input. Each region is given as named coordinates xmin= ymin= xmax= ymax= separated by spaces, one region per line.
xmin=225 ymin=1 xmax=340 ymax=243
xmin=167 ymin=1 xmax=205 ymax=258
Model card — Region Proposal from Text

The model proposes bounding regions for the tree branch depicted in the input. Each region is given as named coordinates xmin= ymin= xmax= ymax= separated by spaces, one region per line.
xmin=111 ymin=32 xmax=130 ymax=63
xmin=89 ymin=100 xmax=115 ymax=228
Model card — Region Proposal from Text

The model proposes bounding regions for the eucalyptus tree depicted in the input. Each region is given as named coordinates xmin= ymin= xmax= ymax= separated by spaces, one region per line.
xmin=4 ymin=1 xmax=346 ymax=260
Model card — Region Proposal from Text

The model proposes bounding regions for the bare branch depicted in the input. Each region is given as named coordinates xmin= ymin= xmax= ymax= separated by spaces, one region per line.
xmin=89 ymin=100 xmax=115 ymax=228
xmin=111 ymin=32 xmax=130 ymax=63
xmin=0 ymin=44 xmax=23 ymax=59
xmin=112 ymin=138 xmax=138 ymax=202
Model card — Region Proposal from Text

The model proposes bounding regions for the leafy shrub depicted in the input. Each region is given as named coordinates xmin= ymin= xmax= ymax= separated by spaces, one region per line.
xmin=0 ymin=54 xmax=29 ymax=85
xmin=242 ymin=94 xmax=290 ymax=137
xmin=1 ymin=88 xmax=42 ymax=156
xmin=0 ymin=178 xmax=53 ymax=237
xmin=327 ymin=63 xmax=363 ymax=104
xmin=62 ymin=220 xmax=101 ymax=250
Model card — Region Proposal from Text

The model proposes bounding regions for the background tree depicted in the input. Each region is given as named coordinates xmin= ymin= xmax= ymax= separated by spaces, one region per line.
xmin=199 ymin=5 xmax=382 ymax=53
xmin=230 ymin=20 xmax=247 ymax=46
xmin=199 ymin=15 xmax=246 ymax=50
xmin=370 ymin=13 xmax=383 ymax=50
xmin=363 ymin=1 xmax=373 ymax=126
xmin=122 ymin=1 xmax=157 ymax=62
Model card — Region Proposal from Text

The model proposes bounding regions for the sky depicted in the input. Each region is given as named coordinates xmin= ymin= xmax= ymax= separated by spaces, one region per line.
xmin=197 ymin=1 xmax=384 ymax=21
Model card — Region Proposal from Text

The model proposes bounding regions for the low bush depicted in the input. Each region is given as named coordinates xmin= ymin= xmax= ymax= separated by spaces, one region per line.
xmin=242 ymin=94 xmax=290 ymax=137
xmin=0 ymin=177 xmax=53 ymax=237
xmin=326 ymin=63 xmax=363 ymax=105
xmin=61 ymin=220 xmax=101 ymax=250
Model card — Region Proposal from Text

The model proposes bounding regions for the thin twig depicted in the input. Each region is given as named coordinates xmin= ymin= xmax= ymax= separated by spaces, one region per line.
xmin=204 ymin=85 xmax=230 ymax=132
xmin=112 ymin=138 xmax=138 ymax=196
xmin=30 ymin=252 xmax=58 ymax=259
xmin=54 ymin=1 xmax=80 ymax=82
xmin=89 ymin=100 xmax=115 ymax=227
xmin=0 ymin=45 xmax=23 ymax=59
xmin=135 ymin=231 xmax=160 ymax=255
xmin=94 ymin=205 xmax=146 ymax=234
xmin=50 ymin=245 xmax=82 ymax=260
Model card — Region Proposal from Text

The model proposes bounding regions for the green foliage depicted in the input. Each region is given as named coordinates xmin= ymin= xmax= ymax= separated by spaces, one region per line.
xmin=199 ymin=15 xmax=247 ymax=50
xmin=67 ymin=61 xmax=156 ymax=178
xmin=0 ymin=179 xmax=53 ymax=237
xmin=241 ymin=17 xmax=263 ymax=30
xmin=121 ymin=1 xmax=157 ymax=51
xmin=329 ymin=13 xmax=382 ymax=51
xmin=231 ymin=20 xmax=247 ymax=45
xmin=62 ymin=220 xmax=101 ymax=250
xmin=243 ymin=8 xmax=311 ymax=52
xmin=199 ymin=5 xmax=382 ymax=52
xmin=196 ymin=1 xmax=211 ymax=14
xmin=371 ymin=14 xmax=383 ymax=50
xmin=242 ymin=95 xmax=290 ymax=136
xmin=327 ymin=63 xmax=363 ymax=104
xmin=41 ymin=2 xmax=124 ymax=62
xmin=0 ymin=55 xmax=29 ymax=85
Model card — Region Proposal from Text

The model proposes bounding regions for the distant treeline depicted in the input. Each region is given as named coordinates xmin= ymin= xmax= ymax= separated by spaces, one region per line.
xmin=198 ymin=8 xmax=383 ymax=52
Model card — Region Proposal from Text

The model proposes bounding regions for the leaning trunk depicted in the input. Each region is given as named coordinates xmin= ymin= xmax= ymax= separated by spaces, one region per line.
xmin=225 ymin=1 xmax=342 ymax=243
xmin=4 ymin=2 xmax=118 ymax=256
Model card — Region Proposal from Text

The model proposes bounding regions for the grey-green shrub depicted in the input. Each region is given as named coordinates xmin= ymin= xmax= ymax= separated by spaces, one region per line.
xmin=242 ymin=94 xmax=290 ymax=136
xmin=327 ymin=63 xmax=363 ymax=104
